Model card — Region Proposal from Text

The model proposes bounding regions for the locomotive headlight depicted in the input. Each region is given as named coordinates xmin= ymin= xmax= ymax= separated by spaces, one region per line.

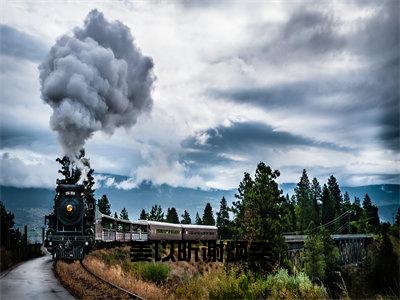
xmin=66 ymin=204 xmax=73 ymax=212
xmin=85 ymin=241 xmax=89 ymax=246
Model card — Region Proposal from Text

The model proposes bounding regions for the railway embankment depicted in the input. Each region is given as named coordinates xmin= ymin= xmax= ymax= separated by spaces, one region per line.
xmin=55 ymin=246 xmax=327 ymax=299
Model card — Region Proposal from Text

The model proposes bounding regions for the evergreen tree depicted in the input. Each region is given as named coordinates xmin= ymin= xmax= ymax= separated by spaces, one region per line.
xmin=231 ymin=172 xmax=253 ymax=238
xmin=181 ymin=210 xmax=191 ymax=224
xmin=216 ymin=196 xmax=231 ymax=239
xmin=341 ymin=192 xmax=352 ymax=233
xmin=343 ymin=191 xmax=350 ymax=207
xmin=195 ymin=212 xmax=202 ymax=225
xmin=80 ymin=151 xmax=96 ymax=222
xmin=120 ymin=207 xmax=129 ymax=220
xmin=321 ymin=184 xmax=335 ymax=225
xmin=149 ymin=205 xmax=164 ymax=221
xmin=56 ymin=156 xmax=71 ymax=184
xmin=281 ymin=194 xmax=296 ymax=232
xmin=139 ymin=209 xmax=148 ymax=220
xmin=114 ymin=212 xmax=118 ymax=219
xmin=327 ymin=175 xmax=342 ymax=220
xmin=97 ymin=195 xmax=111 ymax=215
xmin=1 ymin=201 xmax=15 ymax=247
xmin=350 ymin=196 xmax=366 ymax=233
xmin=395 ymin=207 xmax=400 ymax=227
xmin=231 ymin=162 xmax=287 ymax=273
xmin=295 ymin=169 xmax=313 ymax=231
xmin=56 ymin=153 xmax=83 ymax=185
xmin=166 ymin=207 xmax=179 ymax=224
xmin=365 ymin=225 xmax=400 ymax=294
xmin=319 ymin=228 xmax=341 ymax=298
xmin=82 ymin=154 xmax=95 ymax=195
xmin=202 ymin=203 xmax=215 ymax=225
xmin=310 ymin=177 xmax=322 ymax=226
xmin=362 ymin=194 xmax=380 ymax=232
xmin=352 ymin=196 xmax=363 ymax=219
xmin=303 ymin=230 xmax=326 ymax=282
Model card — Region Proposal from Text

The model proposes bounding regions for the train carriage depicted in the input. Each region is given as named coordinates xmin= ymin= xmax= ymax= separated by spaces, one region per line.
xmin=46 ymin=183 xmax=218 ymax=260
xmin=182 ymin=224 xmax=218 ymax=241
xmin=147 ymin=221 xmax=183 ymax=241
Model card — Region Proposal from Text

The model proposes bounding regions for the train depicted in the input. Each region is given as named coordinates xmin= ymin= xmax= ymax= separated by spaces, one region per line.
xmin=44 ymin=183 xmax=218 ymax=260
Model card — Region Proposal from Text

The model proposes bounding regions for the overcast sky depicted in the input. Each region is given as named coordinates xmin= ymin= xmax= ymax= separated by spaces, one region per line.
xmin=0 ymin=1 xmax=399 ymax=190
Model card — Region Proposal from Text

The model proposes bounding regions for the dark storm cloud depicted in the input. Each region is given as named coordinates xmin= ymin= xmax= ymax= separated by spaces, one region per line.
xmin=183 ymin=121 xmax=348 ymax=155
xmin=277 ymin=8 xmax=346 ymax=59
xmin=0 ymin=125 xmax=56 ymax=149
xmin=212 ymin=2 xmax=399 ymax=151
xmin=0 ymin=25 xmax=48 ymax=61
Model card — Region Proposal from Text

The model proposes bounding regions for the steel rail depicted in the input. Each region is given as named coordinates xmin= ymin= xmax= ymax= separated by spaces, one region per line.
xmin=80 ymin=260 xmax=144 ymax=299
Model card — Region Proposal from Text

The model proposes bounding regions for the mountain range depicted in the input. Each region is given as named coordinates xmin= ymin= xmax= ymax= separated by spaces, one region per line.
xmin=1 ymin=176 xmax=398 ymax=242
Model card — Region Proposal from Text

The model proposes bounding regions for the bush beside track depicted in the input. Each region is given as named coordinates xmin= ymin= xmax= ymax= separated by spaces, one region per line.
xmin=55 ymin=246 xmax=328 ymax=299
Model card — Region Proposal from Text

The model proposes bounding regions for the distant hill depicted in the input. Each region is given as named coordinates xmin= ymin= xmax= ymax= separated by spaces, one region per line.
xmin=1 ymin=178 xmax=398 ymax=242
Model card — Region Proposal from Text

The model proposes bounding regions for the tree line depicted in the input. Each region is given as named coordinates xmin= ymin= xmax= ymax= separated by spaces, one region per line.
xmin=98 ymin=165 xmax=390 ymax=240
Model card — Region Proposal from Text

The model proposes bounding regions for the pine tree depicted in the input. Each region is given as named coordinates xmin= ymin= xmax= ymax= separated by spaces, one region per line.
xmin=281 ymin=194 xmax=297 ymax=232
xmin=310 ymin=177 xmax=321 ymax=226
xmin=56 ymin=156 xmax=71 ymax=184
xmin=395 ymin=207 xmax=400 ymax=227
xmin=216 ymin=196 xmax=231 ymax=239
xmin=202 ymin=203 xmax=215 ymax=225
xmin=181 ymin=210 xmax=191 ymax=224
xmin=149 ymin=205 xmax=164 ymax=221
xmin=295 ymin=169 xmax=314 ymax=231
xmin=343 ymin=192 xmax=351 ymax=210
xmin=327 ymin=175 xmax=342 ymax=220
xmin=80 ymin=151 xmax=96 ymax=222
xmin=363 ymin=194 xmax=380 ymax=232
xmin=303 ymin=231 xmax=326 ymax=282
xmin=166 ymin=207 xmax=179 ymax=224
xmin=97 ymin=195 xmax=111 ymax=215
xmin=1 ymin=201 xmax=15 ymax=247
xmin=365 ymin=225 xmax=400 ymax=294
xmin=139 ymin=209 xmax=148 ymax=220
xmin=114 ymin=212 xmax=118 ymax=219
xmin=350 ymin=196 xmax=365 ymax=233
xmin=195 ymin=212 xmax=202 ymax=225
xmin=321 ymin=184 xmax=335 ymax=225
xmin=120 ymin=207 xmax=129 ymax=220
xmin=231 ymin=162 xmax=287 ymax=274
xmin=231 ymin=172 xmax=253 ymax=238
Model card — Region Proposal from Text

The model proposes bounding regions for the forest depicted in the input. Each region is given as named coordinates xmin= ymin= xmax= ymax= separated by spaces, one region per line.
xmin=96 ymin=162 xmax=400 ymax=298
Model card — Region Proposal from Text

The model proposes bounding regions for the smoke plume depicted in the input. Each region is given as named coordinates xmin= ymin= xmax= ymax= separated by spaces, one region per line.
xmin=39 ymin=10 xmax=154 ymax=156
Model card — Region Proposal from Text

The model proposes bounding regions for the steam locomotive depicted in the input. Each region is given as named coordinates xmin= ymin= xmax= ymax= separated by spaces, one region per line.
xmin=44 ymin=184 xmax=95 ymax=260
xmin=44 ymin=183 xmax=218 ymax=260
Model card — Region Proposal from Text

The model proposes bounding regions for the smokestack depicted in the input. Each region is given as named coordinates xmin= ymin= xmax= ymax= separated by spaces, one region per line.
xmin=39 ymin=10 xmax=155 ymax=157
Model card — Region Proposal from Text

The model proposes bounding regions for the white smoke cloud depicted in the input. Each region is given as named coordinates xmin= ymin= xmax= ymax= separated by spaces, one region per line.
xmin=39 ymin=9 xmax=154 ymax=156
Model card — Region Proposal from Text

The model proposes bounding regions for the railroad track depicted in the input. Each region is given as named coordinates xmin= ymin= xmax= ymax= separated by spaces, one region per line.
xmin=80 ymin=260 xmax=143 ymax=299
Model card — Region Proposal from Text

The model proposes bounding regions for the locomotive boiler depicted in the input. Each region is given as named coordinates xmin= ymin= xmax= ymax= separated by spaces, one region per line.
xmin=44 ymin=183 xmax=94 ymax=260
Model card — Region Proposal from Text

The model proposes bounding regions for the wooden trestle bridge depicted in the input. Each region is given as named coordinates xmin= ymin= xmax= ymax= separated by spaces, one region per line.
xmin=284 ymin=234 xmax=374 ymax=265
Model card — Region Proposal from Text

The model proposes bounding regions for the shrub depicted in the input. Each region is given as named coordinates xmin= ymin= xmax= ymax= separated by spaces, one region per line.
xmin=130 ymin=262 xmax=170 ymax=284
xmin=266 ymin=269 xmax=327 ymax=299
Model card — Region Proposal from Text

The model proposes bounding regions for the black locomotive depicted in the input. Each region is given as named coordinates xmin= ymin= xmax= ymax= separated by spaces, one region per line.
xmin=44 ymin=183 xmax=95 ymax=260
xmin=44 ymin=172 xmax=218 ymax=261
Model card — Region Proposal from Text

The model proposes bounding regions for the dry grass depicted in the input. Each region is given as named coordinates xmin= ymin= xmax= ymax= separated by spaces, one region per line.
xmin=84 ymin=255 xmax=167 ymax=299
xmin=82 ymin=246 xmax=225 ymax=299
xmin=55 ymin=260 xmax=131 ymax=299
xmin=56 ymin=246 xmax=328 ymax=299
